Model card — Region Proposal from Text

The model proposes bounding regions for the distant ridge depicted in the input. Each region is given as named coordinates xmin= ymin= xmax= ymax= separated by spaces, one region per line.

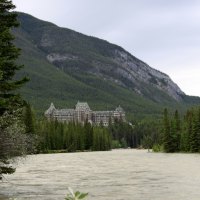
xmin=13 ymin=12 xmax=200 ymax=119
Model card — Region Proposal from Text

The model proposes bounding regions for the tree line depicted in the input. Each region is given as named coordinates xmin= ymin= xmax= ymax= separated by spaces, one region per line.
xmin=22 ymin=101 xmax=200 ymax=154
xmin=22 ymin=102 xmax=163 ymax=153
xmin=22 ymin=109 xmax=161 ymax=153
xmin=35 ymin=120 xmax=112 ymax=152
xmin=161 ymin=107 xmax=200 ymax=153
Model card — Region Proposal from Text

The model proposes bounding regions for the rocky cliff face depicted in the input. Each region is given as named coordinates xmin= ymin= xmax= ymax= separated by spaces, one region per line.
xmin=46 ymin=46 xmax=184 ymax=101
xmin=111 ymin=49 xmax=185 ymax=101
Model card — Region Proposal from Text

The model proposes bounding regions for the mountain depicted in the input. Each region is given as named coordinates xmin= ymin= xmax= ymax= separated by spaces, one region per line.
xmin=13 ymin=12 xmax=200 ymax=119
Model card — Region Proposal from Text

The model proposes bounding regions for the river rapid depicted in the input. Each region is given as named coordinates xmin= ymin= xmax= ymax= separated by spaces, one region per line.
xmin=1 ymin=149 xmax=200 ymax=200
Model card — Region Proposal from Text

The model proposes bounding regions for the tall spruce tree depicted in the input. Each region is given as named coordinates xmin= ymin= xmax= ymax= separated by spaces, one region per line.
xmin=197 ymin=108 xmax=200 ymax=151
xmin=84 ymin=121 xmax=93 ymax=150
xmin=174 ymin=110 xmax=181 ymax=131
xmin=180 ymin=114 xmax=190 ymax=152
xmin=0 ymin=0 xmax=29 ymax=177
xmin=163 ymin=108 xmax=173 ymax=152
xmin=23 ymin=103 xmax=35 ymax=134
xmin=190 ymin=109 xmax=200 ymax=152
xmin=185 ymin=110 xmax=193 ymax=151
xmin=173 ymin=110 xmax=181 ymax=151
xmin=170 ymin=120 xmax=177 ymax=152
xmin=0 ymin=0 xmax=28 ymax=115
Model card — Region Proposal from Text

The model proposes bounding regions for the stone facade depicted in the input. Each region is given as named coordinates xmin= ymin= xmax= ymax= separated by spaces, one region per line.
xmin=44 ymin=102 xmax=125 ymax=126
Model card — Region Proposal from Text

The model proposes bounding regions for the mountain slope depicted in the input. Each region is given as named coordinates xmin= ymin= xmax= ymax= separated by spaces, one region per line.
xmin=14 ymin=12 xmax=200 ymax=119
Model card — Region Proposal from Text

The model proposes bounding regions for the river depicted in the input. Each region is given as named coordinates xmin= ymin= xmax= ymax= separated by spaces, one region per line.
xmin=0 ymin=149 xmax=200 ymax=200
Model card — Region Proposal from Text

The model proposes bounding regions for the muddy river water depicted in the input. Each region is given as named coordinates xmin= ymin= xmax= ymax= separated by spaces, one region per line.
xmin=1 ymin=149 xmax=200 ymax=200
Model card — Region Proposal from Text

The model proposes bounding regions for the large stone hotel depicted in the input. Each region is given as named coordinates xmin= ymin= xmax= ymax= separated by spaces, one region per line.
xmin=45 ymin=102 xmax=125 ymax=126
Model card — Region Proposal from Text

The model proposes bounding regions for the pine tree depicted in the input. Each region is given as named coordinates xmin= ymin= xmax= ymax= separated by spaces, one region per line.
xmin=190 ymin=109 xmax=200 ymax=152
xmin=92 ymin=128 xmax=100 ymax=151
xmin=163 ymin=108 xmax=173 ymax=152
xmin=0 ymin=0 xmax=28 ymax=115
xmin=174 ymin=110 xmax=181 ymax=131
xmin=170 ymin=120 xmax=177 ymax=152
xmin=0 ymin=0 xmax=29 ymax=177
xmin=197 ymin=108 xmax=200 ymax=152
xmin=84 ymin=121 xmax=93 ymax=150
xmin=180 ymin=117 xmax=190 ymax=152
xmin=172 ymin=110 xmax=181 ymax=151
xmin=23 ymin=103 xmax=35 ymax=134
xmin=183 ymin=110 xmax=193 ymax=152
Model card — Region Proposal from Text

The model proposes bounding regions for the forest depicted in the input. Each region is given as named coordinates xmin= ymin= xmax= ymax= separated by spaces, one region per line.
xmin=23 ymin=104 xmax=200 ymax=154
xmin=161 ymin=107 xmax=200 ymax=153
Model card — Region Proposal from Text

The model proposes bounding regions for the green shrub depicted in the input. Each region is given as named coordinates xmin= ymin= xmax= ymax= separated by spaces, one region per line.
xmin=152 ymin=144 xmax=163 ymax=152
xmin=65 ymin=187 xmax=88 ymax=200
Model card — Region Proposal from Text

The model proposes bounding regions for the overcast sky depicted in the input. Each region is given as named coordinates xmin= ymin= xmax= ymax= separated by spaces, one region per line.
xmin=13 ymin=0 xmax=200 ymax=97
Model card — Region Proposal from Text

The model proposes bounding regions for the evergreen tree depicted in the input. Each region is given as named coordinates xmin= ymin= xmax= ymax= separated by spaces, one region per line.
xmin=92 ymin=128 xmax=100 ymax=151
xmin=0 ymin=0 xmax=29 ymax=177
xmin=185 ymin=110 xmax=193 ymax=151
xmin=170 ymin=120 xmax=178 ymax=152
xmin=180 ymin=119 xmax=190 ymax=152
xmin=23 ymin=103 xmax=35 ymax=134
xmin=163 ymin=108 xmax=173 ymax=152
xmin=174 ymin=110 xmax=181 ymax=131
xmin=190 ymin=109 xmax=200 ymax=152
xmin=0 ymin=0 xmax=28 ymax=115
xmin=172 ymin=110 xmax=181 ymax=151
xmin=142 ymin=135 xmax=152 ymax=151
xmin=197 ymin=108 xmax=200 ymax=152
xmin=84 ymin=121 xmax=93 ymax=150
